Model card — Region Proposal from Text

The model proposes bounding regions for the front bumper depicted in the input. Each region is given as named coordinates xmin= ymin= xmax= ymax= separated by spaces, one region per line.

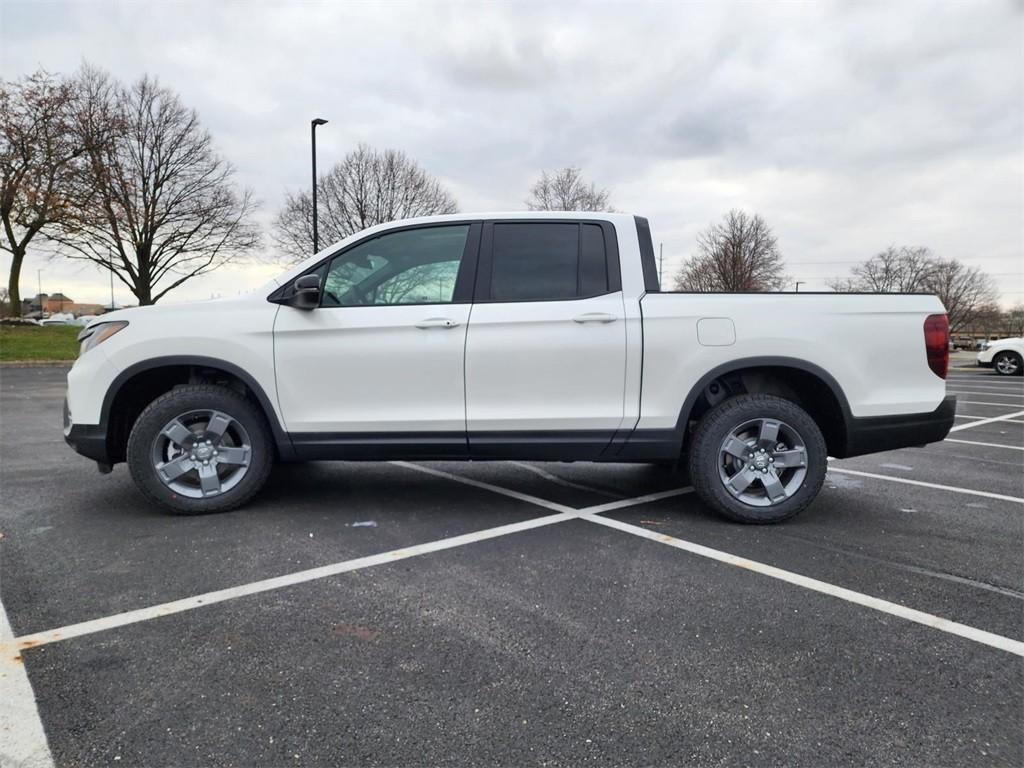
xmin=63 ymin=397 xmax=111 ymax=465
xmin=840 ymin=395 xmax=956 ymax=458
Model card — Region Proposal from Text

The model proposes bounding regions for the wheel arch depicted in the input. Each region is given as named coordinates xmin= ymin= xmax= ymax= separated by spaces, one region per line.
xmin=101 ymin=356 xmax=293 ymax=464
xmin=674 ymin=356 xmax=852 ymax=457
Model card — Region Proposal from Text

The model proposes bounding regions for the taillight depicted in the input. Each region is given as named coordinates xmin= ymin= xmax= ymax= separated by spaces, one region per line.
xmin=924 ymin=314 xmax=949 ymax=379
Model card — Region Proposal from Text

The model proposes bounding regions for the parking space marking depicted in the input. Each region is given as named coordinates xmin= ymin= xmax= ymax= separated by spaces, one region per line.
xmin=949 ymin=390 xmax=1024 ymax=399
xmin=4 ymin=510 xmax=579 ymax=651
xmin=944 ymin=438 xmax=1024 ymax=451
xmin=827 ymin=467 xmax=1024 ymax=504
xmin=949 ymin=409 xmax=1024 ymax=432
xmin=957 ymin=400 xmax=1024 ymax=408
xmin=580 ymin=514 xmax=1024 ymax=657
xmin=581 ymin=486 xmax=694 ymax=514
xmin=390 ymin=461 xmax=576 ymax=513
xmin=509 ymin=461 xmax=622 ymax=497
xmin=0 ymin=596 xmax=54 ymax=768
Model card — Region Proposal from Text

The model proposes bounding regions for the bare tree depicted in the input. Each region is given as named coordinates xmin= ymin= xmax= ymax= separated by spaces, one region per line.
xmin=673 ymin=210 xmax=787 ymax=292
xmin=0 ymin=70 xmax=93 ymax=317
xmin=924 ymin=258 xmax=999 ymax=333
xmin=273 ymin=144 xmax=457 ymax=263
xmin=829 ymin=246 xmax=998 ymax=332
xmin=828 ymin=246 xmax=936 ymax=293
xmin=525 ymin=166 xmax=612 ymax=212
xmin=1006 ymin=304 xmax=1024 ymax=338
xmin=50 ymin=71 xmax=259 ymax=305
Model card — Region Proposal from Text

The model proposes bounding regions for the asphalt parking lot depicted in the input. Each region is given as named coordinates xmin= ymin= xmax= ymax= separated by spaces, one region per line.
xmin=2 ymin=364 xmax=1022 ymax=767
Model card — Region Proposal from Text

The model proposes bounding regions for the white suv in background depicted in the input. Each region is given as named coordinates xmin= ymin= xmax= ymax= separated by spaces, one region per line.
xmin=977 ymin=337 xmax=1024 ymax=376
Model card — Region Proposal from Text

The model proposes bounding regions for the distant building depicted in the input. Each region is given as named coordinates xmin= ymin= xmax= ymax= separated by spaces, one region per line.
xmin=22 ymin=293 xmax=106 ymax=318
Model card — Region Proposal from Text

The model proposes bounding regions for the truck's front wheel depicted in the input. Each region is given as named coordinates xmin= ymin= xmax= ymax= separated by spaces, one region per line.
xmin=688 ymin=394 xmax=827 ymax=524
xmin=126 ymin=384 xmax=273 ymax=515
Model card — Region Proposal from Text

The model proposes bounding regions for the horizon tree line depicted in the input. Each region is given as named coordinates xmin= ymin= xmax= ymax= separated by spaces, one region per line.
xmin=2 ymin=65 xmax=1015 ymax=329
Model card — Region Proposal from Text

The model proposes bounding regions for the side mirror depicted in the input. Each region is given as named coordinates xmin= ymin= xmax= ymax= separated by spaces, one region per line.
xmin=287 ymin=274 xmax=321 ymax=310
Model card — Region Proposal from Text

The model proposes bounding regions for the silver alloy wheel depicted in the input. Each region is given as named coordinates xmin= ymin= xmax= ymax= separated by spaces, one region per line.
xmin=717 ymin=417 xmax=809 ymax=507
xmin=995 ymin=353 xmax=1020 ymax=375
xmin=150 ymin=409 xmax=252 ymax=499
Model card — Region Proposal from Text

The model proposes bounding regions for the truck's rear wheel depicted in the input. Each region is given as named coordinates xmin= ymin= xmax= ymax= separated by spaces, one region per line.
xmin=127 ymin=384 xmax=273 ymax=514
xmin=688 ymin=394 xmax=826 ymax=524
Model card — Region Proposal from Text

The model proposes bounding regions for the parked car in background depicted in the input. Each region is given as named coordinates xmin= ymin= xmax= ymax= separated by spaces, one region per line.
xmin=977 ymin=337 xmax=1024 ymax=375
xmin=63 ymin=212 xmax=955 ymax=523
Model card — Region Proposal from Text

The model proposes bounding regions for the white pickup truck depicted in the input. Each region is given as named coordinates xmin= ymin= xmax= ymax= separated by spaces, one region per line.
xmin=64 ymin=212 xmax=956 ymax=523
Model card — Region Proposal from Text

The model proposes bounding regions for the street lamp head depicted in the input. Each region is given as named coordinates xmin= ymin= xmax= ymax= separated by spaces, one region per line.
xmin=311 ymin=118 xmax=328 ymax=127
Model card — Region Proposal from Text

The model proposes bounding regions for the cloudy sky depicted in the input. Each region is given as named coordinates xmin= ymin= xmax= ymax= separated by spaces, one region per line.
xmin=2 ymin=0 xmax=1022 ymax=307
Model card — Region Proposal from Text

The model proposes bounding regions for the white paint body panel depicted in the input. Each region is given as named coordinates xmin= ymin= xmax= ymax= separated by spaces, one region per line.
xmin=66 ymin=293 xmax=279 ymax=426
xmin=464 ymin=292 xmax=627 ymax=431
xmin=638 ymin=291 xmax=947 ymax=424
xmin=65 ymin=211 xmax=949 ymax=446
xmin=273 ymin=303 xmax=471 ymax=432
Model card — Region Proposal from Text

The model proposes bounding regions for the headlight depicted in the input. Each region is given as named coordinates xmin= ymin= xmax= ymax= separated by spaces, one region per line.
xmin=78 ymin=321 xmax=128 ymax=356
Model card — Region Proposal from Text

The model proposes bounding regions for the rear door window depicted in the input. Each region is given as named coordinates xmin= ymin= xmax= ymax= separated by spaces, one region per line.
xmin=488 ymin=222 xmax=610 ymax=302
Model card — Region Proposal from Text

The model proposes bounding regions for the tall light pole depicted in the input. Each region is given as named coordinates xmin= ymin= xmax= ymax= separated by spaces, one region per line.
xmin=311 ymin=118 xmax=328 ymax=254
xmin=795 ymin=281 xmax=805 ymax=292
xmin=658 ymin=242 xmax=664 ymax=286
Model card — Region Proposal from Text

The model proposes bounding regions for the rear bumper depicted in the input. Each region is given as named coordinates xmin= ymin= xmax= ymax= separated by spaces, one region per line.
xmin=839 ymin=395 xmax=956 ymax=458
xmin=63 ymin=397 xmax=111 ymax=465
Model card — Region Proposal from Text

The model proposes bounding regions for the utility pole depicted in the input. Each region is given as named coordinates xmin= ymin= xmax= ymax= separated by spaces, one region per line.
xmin=36 ymin=269 xmax=42 ymax=315
xmin=795 ymin=281 xmax=805 ymax=292
xmin=311 ymin=118 xmax=328 ymax=254
xmin=658 ymin=243 xmax=664 ymax=286
xmin=110 ymin=267 xmax=115 ymax=309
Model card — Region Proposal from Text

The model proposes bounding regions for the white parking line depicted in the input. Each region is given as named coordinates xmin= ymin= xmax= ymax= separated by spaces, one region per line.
xmin=944 ymin=438 xmax=1024 ymax=451
xmin=948 ymin=390 xmax=1024 ymax=398
xmin=509 ymin=461 xmax=621 ymax=498
xmin=957 ymin=400 xmax=1024 ymax=407
xmin=3 ymin=509 xmax=579 ymax=651
xmin=953 ymin=415 xmax=1024 ymax=423
xmin=390 ymin=461 xmax=575 ymax=514
xmin=580 ymin=514 xmax=1024 ymax=657
xmin=827 ymin=467 xmax=1024 ymax=504
xmin=950 ymin=409 xmax=1024 ymax=432
xmin=0 ymin=596 xmax=54 ymax=768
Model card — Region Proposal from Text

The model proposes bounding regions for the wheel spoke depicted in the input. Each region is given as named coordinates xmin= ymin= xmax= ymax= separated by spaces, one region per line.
xmin=758 ymin=420 xmax=780 ymax=448
xmin=205 ymin=412 xmax=233 ymax=441
xmin=156 ymin=455 xmax=194 ymax=482
xmin=725 ymin=469 xmax=756 ymax=496
xmin=197 ymin=463 xmax=222 ymax=496
xmin=761 ymin=472 xmax=789 ymax=503
xmin=216 ymin=446 xmax=250 ymax=466
xmin=722 ymin=436 xmax=750 ymax=460
xmin=772 ymin=448 xmax=807 ymax=469
xmin=162 ymin=419 xmax=193 ymax=448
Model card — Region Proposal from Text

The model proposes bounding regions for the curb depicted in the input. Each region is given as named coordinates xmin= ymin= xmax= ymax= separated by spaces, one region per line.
xmin=0 ymin=361 xmax=73 ymax=368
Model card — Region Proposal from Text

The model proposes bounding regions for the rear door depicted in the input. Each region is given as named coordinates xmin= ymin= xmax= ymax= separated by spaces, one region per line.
xmin=464 ymin=220 xmax=627 ymax=458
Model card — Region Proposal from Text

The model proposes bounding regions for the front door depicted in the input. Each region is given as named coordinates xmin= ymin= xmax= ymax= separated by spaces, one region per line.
xmin=273 ymin=222 xmax=479 ymax=455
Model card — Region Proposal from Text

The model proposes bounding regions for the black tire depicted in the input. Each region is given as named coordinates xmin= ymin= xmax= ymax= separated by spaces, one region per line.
xmin=687 ymin=394 xmax=827 ymax=524
xmin=126 ymin=384 xmax=273 ymax=515
xmin=993 ymin=351 xmax=1023 ymax=376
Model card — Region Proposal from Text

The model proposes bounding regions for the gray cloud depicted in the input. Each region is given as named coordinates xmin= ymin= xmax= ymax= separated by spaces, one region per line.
xmin=1 ymin=0 xmax=1020 ymax=305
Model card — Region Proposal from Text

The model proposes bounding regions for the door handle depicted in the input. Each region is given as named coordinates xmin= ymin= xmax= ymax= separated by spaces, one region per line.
xmin=415 ymin=317 xmax=460 ymax=329
xmin=572 ymin=312 xmax=617 ymax=324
